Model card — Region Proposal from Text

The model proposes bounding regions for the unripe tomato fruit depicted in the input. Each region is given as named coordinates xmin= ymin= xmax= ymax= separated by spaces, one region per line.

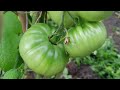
xmin=77 ymin=11 xmax=113 ymax=21
xmin=68 ymin=11 xmax=78 ymax=18
xmin=64 ymin=21 xmax=107 ymax=57
xmin=19 ymin=23 xmax=69 ymax=77
xmin=48 ymin=11 xmax=74 ymax=28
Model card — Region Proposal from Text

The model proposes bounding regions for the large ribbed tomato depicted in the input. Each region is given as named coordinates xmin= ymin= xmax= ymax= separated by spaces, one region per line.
xmin=48 ymin=11 xmax=74 ymax=28
xmin=64 ymin=21 xmax=107 ymax=57
xmin=77 ymin=11 xmax=113 ymax=21
xmin=19 ymin=23 xmax=69 ymax=77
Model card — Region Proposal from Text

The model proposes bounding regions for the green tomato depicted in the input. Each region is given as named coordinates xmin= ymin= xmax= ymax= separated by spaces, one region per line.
xmin=48 ymin=11 xmax=74 ymax=28
xmin=77 ymin=11 xmax=113 ymax=21
xmin=68 ymin=11 xmax=78 ymax=18
xmin=19 ymin=23 xmax=69 ymax=77
xmin=64 ymin=21 xmax=107 ymax=57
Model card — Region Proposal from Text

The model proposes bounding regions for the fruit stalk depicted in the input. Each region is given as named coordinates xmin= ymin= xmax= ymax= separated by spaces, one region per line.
xmin=49 ymin=12 xmax=65 ymax=44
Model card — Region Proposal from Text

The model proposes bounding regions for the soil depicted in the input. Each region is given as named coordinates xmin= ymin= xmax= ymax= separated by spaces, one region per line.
xmin=67 ymin=62 xmax=100 ymax=79
xmin=67 ymin=12 xmax=120 ymax=79
xmin=104 ymin=12 xmax=120 ymax=52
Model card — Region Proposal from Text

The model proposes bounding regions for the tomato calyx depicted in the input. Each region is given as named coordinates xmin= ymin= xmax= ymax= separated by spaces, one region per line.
xmin=48 ymin=36 xmax=57 ymax=45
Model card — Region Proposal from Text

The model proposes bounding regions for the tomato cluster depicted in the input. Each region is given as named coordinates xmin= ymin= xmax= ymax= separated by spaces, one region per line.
xmin=19 ymin=11 xmax=113 ymax=77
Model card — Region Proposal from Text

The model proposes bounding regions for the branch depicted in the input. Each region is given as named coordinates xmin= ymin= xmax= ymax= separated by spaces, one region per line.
xmin=17 ymin=11 xmax=27 ymax=33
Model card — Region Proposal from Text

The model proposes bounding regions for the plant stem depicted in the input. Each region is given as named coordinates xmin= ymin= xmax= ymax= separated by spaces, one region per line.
xmin=45 ymin=11 xmax=48 ymax=24
xmin=26 ymin=12 xmax=28 ymax=30
xmin=31 ymin=11 xmax=40 ymax=24
xmin=55 ymin=11 xmax=65 ymax=34
xmin=67 ymin=11 xmax=77 ymax=25
xmin=56 ymin=36 xmax=66 ymax=44
xmin=17 ymin=11 xmax=27 ymax=33
xmin=56 ymin=28 xmax=69 ymax=44
xmin=35 ymin=11 xmax=42 ymax=24
xmin=50 ymin=11 xmax=65 ymax=38
xmin=49 ymin=12 xmax=65 ymax=44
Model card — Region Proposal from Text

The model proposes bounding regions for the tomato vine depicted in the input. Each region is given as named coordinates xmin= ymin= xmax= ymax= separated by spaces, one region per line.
xmin=0 ymin=11 xmax=115 ymax=79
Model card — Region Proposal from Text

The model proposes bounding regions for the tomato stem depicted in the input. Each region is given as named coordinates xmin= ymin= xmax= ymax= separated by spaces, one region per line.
xmin=56 ymin=28 xmax=68 ymax=44
xmin=44 ymin=11 xmax=47 ymax=23
xmin=48 ymin=36 xmax=57 ymax=45
xmin=35 ymin=11 xmax=42 ymax=24
xmin=17 ymin=11 xmax=27 ymax=33
xmin=67 ymin=11 xmax=77 ymax=25
xmin=55 ymin=11 xmax=65 ymax=33
xmin=31 ymin=11 xmax=40 ymax=24
xmin=49 ymin=12 xmax=65 ymax=44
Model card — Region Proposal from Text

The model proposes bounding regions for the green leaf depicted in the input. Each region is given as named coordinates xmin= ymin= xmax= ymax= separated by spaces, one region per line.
xmin=0 ymin=11 xmax=23 ymax=71
xmin=2 ymin=69 xmax=23 ymax=79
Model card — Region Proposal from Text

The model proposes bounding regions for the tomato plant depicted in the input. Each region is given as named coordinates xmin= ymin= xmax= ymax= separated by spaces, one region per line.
xmin=0 ymin=11 xmax=117 ymax=79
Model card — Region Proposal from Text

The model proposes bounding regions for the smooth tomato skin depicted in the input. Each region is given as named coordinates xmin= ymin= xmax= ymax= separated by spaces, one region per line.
xmin=77 ymin=11 xmax=113 ymax=21
xmin=64 ymin=21 xmax=107 ymax=57
xmin=48 ymin=11 xmax=74 ymax=28
xmin=19 ymin=23 xmax=69 ymax=77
